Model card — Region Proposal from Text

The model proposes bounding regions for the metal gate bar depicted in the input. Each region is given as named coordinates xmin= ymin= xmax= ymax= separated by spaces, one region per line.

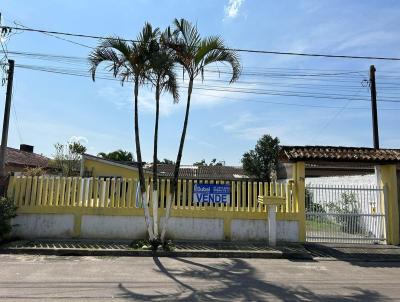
xmin=306 ymin=184 xmax=386 ymax=244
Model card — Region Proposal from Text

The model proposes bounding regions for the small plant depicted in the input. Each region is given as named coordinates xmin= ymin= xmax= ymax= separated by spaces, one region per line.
xmin=23 ymin=166 xmax=45 ymax=177
xmin=130 ymin=240 xmax=152 ymax=250
xmin=0 ymin=197 xmax=17 ymax=240
xmin=162 ymin=239 xmax=175 ymax=252
xmin=129 ymin=238 xmax=175 ymax=252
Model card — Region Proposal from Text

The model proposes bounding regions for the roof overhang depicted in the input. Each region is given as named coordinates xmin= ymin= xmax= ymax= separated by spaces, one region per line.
xmin=279 ymin=145 xmax=400 ymax=164
xmin=82 ymin=154 xmax=140 ymax=172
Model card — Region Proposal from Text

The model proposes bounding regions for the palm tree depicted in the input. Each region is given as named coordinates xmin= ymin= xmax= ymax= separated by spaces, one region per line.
xmin=98 ymin=149 xmax=134 ymax=162
xmin=147 ymin=30 xmax=179 ymax=240
xmin=160 ymin=18 xmax=241 ymax=242
xmin=89 ymin=23 xmax=159 ymax=242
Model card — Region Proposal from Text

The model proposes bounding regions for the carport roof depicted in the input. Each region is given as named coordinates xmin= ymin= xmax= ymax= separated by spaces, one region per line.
xmin=279 ymin=145 xmax=400 ymax=163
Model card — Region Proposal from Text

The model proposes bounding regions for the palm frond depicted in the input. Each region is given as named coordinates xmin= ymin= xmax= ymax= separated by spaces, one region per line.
xmin=88 ymin=47 xmax=124 ymax=81
xmin=162 ymin=69 xmax=180 ymax=103
xmin=173 ymin=18 xmax=200 ymax=48
xmin=199 ymin=36 xmax=241 ymax=83
xmin=99 ymin=37 xmax=133 ymax=61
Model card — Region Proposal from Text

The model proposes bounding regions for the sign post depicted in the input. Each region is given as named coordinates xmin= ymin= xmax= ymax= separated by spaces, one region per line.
xmin=258 ymin=195 xmax=285 ymax=246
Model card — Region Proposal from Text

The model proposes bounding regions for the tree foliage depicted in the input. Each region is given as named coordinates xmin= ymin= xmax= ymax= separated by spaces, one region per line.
xmin=53 ymin=141 xmax=87 ymax=176
xmin=89 ymin=23 xmax=163 ymax=244
xmin=0 ymin=197 xmax=17 ymax=240
xmin=98 ymin=149 xmax=134 ymax=162
xmin=158 ymin=158 xmax=175 ymax=164
xmin=241 ymin=135 xmax=280 ymax=182
xmin=161 ymin=18 xmax=241 ymax=194
xmin=193 ymin=158 xmax=223 ymax=166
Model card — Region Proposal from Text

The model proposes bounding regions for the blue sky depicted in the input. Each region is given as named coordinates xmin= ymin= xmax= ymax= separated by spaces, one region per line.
xmin=0 ymin=0 xmax=399 ymax=165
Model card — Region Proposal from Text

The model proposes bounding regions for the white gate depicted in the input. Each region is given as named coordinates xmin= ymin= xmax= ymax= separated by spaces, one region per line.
xmin=305 ymin=185 xmax=387 ymax=244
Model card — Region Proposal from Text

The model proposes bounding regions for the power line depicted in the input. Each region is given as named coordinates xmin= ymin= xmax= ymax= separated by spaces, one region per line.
xmin=11 ymin=104 xmax=22 ymax=143
xmin=310 ymin=87 xmax=364 ymax=142
xmin=13 ymin=63 xmax=399 ymax=103
xmin=13 ymin=22 xmax=94 ymax=49
xmin=12 ymin=63 xmax=400 ymax=110
xmin=10 ymin=76 xmax=23 ymax=143
xmin=192 ymin=91 xmax=391 ymax=110
xmin=0 ymin=14 xmax=9 ymax=61
xmin=8 ymin=50 xmax=400 ymax=95
xmin=3 ymin=25 xmax=400 ymax=61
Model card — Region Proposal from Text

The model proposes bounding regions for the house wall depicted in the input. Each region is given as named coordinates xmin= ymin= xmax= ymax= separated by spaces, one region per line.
xmin=306 ymin=174 xmax=377 ymax=186
xmin=82 ymin=157 xmax=144 ymax=179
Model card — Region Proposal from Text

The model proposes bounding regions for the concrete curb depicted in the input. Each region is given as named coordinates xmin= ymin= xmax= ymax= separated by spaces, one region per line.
xmin=0 ymin=247 xmax=290 ymax=259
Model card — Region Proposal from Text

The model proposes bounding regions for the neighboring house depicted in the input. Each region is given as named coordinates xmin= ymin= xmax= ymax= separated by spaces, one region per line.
xmin=3 ymin=144 xmax=49 ymax=174
xmin=81 ymin=153 xmax=141 ymax=179
xmin=279 ymin=145 xmax=400 ymax=178
xmin=144 ymin=163 xmax=253 ymax=180
xmin=81 ymin=153 xmax=253 ymax=180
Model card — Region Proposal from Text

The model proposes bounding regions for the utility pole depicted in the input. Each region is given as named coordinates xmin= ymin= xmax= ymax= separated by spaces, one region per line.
xmin=369 ymin=65 xmax=379 ymax=149
xmin=0 ymin=59 xmax=14 ymax=178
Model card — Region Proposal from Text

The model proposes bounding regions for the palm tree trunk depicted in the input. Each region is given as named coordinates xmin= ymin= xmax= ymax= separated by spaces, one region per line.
xmin=133 ymin=76 xmax=154 ymax=240
xmin=152 ymin=80 xmax=160 ymax=238
xmin=161 ymin=77 xmax=193 ymax=243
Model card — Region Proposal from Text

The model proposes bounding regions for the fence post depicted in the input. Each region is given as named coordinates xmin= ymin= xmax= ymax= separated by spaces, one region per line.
xmin=294 ymin=161 xmax=306 ymax=242
xmin=379 ymin=164 xmax=399 ymax=245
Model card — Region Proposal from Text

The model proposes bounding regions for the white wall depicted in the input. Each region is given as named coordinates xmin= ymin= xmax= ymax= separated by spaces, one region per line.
xmin=306 ymin=174 xmax=377 ymax=186
xmin=231 ymin=219 xmax=299 ymax=242
xmin=162 ymin=217 xmax=224 ymax=240
xmin=11 ymin=214 xmax=299 ymax=242
xmin=81 ymin=216 xmax=147 ymax=239
xmin=11 ymin=214 xmax=74 ymax=238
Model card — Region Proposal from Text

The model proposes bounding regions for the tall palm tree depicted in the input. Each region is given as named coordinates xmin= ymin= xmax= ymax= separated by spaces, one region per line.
xmin=147 ymin=31 xmax=179 ymax=239
xmin=89 ymin=23 xmax=159 ymax=241
xmin=160 ymin=18 xmax=241 ymax=242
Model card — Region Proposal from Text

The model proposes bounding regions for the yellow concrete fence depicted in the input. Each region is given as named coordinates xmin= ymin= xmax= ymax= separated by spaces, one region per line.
xmin=7 ymin=176 xmax=299 ymax=213
xmin=7 ymin=176 xmax=302 ymax=240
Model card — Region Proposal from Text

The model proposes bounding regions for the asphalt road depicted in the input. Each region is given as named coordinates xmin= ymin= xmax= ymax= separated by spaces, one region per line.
xmin=0 ymin=255 xmax=400 ymax=301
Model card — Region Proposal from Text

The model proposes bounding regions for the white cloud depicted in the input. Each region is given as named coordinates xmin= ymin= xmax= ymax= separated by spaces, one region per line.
xmin=138 ymin=89 xmax=180 ymax=116
xmin=69 ymin=136 xmax=89 ymax=145
xmin=97 ymin=85 xmax=181 ymax=116
xmin=224 ymin=0 xmax=244 ymax=19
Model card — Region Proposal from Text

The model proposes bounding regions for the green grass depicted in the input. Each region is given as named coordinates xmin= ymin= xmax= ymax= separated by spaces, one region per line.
xmin=306 ymin=219 xmax=341 ymax=232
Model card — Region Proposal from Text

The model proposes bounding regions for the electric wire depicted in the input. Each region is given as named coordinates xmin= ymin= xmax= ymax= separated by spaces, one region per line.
xmin=2 ymin=25 xmax=400 ymax=61
xmin=12 ymin=63 xmax=400 ymax=110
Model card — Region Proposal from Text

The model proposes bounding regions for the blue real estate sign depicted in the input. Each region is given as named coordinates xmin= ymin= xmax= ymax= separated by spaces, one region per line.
xmin=193 ymin=183 xmax=231 ymax=204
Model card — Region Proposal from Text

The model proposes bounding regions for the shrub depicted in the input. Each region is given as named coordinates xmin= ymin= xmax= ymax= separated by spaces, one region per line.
xmin=0 ymin=197 xmax=18 ymax=240
xmin=328 ymin=192 xmax=363 ymax=234
xmin=305 ymin=187 xmax=326 ymax=213
xmin=23 ymin=166 xmax=45 ymax=177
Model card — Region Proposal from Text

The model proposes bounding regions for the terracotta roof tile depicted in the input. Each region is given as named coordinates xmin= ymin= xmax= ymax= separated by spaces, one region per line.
xmin=4 ymin=146 xmax=49 ymax=167
xmin=279 ymin=145 xmax=400 ymax=163
xmin=147 ymin=164 xmax=252 ymax=180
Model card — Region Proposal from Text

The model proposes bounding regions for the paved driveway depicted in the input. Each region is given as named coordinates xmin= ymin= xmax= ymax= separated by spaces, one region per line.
xmin=0 ymin=255 xmax=399 ymax=301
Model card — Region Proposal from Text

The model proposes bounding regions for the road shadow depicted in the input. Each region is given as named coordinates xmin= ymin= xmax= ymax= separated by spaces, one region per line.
xmin=305 ymin=243 xmax=400 ymax=268
xmin=116 ymin=256 xmax=387 ymax=301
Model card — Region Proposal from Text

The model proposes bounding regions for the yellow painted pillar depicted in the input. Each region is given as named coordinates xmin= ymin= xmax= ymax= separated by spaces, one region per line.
xmin=73 ymin=213 xmax=82 ymax=238
xmin=380 ymin=164 xmax=399 ymax=245
xmin=294 ymin=161 xmax=306 ymax=242
xmin=223 ymin=214 xmax=232 ymax=240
